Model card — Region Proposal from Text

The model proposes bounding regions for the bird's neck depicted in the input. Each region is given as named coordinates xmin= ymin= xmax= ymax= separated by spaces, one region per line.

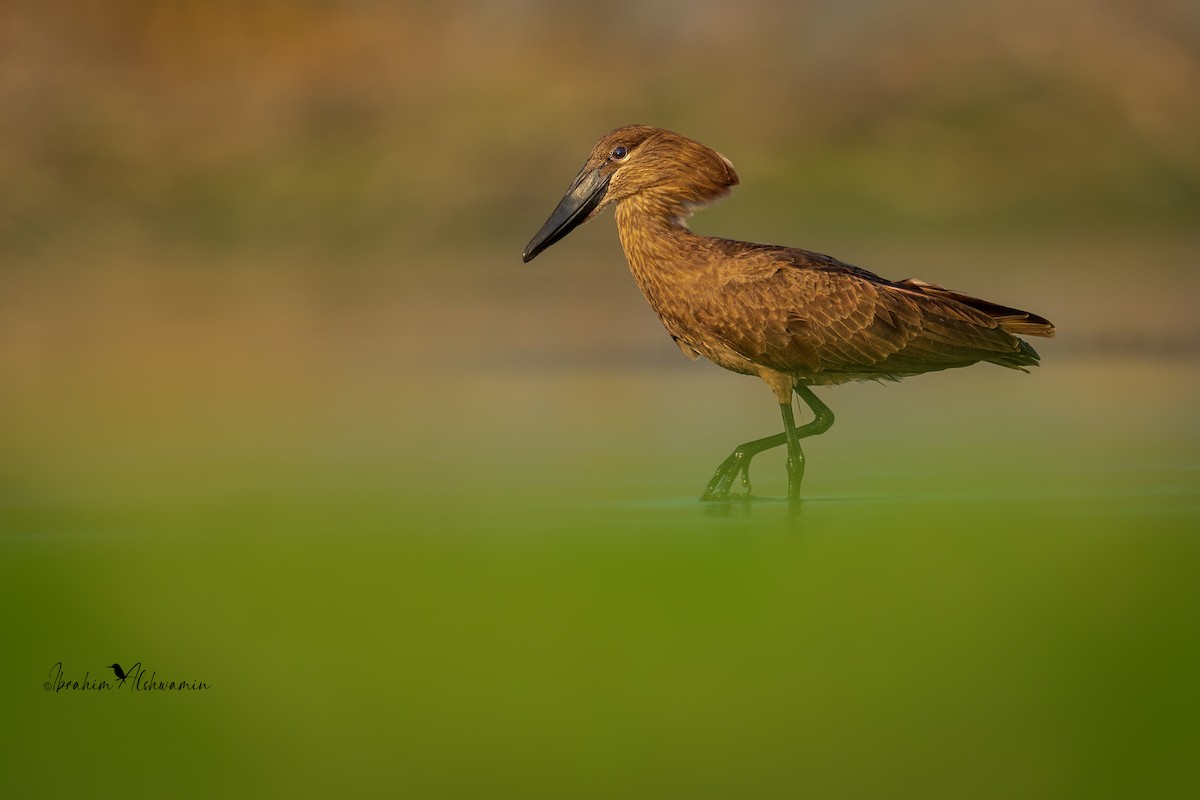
xmin=614 ymin=195 xmax=706 ymax=286
xmin=612 ymin=194 xmax=716 ymax=342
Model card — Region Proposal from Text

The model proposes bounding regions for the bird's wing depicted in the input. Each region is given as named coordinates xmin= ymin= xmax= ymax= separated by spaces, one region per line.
xmin=695 ymin=247 xmax=1035 ymax=378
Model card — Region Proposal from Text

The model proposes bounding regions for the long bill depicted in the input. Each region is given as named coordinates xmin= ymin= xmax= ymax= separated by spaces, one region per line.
xmin=522 ymin=167 xmax=611 ymax=263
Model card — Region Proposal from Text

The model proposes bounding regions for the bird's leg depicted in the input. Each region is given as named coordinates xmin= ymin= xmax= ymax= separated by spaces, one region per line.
xmin=700 ymin=431 xmax=788 ymax=501
xmin=783 ymin=385 xmax=836 ymax=499
xmin=699 ymin=387 xmax=835 ymax=502
xmin=793 ymin=385 xmax=835 ymax=437
xmin=780 ymin=402 xmax=805 ymax=499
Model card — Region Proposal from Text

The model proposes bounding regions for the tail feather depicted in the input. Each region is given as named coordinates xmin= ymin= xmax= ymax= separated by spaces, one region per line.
xmin=896 ymin=278 xmax=1055 ymax=338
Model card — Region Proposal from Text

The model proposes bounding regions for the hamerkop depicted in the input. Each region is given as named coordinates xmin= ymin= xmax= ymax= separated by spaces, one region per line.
xmin=523 ymin=125 xmax=1054 ymax=501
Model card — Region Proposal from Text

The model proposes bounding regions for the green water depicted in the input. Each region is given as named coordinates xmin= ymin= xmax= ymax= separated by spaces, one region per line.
xmin=3 ymin=345 xmax=1198 ymax=797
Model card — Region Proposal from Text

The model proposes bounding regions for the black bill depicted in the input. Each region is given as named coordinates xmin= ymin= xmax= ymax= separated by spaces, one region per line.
xmin=522 ymin=166 xmax=611 ymax=263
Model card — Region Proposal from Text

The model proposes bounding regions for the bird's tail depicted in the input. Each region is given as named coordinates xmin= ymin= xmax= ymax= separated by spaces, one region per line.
xmin=896 ymin=279 xmax=1055 ymax=338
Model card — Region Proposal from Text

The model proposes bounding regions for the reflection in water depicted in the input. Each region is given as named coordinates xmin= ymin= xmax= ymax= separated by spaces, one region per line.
xmin=700 ymin=495 xmax=809 ymax=524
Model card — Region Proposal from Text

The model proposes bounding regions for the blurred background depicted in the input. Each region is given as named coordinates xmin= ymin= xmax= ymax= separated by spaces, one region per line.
xmin=2 ymin=1 xmax=1198 ymax=797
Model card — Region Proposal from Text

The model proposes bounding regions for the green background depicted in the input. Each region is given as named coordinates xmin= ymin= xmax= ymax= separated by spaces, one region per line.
xmin=3 ymin=1 xmax=1198 ymax=797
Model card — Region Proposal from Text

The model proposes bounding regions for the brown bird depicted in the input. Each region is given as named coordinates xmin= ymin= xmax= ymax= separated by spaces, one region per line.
xmin=523 ymin=125 xmax=1054 ymax=501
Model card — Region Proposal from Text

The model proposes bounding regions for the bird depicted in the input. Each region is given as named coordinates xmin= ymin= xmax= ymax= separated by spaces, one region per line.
xmin=522 ymin=125 xmax=1054 ymax=501
xmin=106 ymin=663 xmax=127 ymax=681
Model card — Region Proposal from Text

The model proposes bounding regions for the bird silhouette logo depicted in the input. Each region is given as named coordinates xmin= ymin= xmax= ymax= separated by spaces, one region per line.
xmin=106 ymin=662 xmax=133 ymax=686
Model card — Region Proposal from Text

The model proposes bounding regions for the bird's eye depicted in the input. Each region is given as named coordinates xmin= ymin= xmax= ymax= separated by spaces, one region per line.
xmin=610 ymin=145 xmax=629 ymax=161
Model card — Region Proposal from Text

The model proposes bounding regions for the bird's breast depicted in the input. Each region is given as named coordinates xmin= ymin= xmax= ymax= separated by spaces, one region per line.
xmin=614 ymin=201 xmax=780 ymax=377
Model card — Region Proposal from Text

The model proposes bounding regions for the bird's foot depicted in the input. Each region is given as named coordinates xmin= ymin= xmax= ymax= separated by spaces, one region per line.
xmin=701 ymin=454 xmax=741 ymax=501
xmin=732 ymin=466 xmax=754 ymax=500
xmin=701 ymin=455 xmax=754 ymax=501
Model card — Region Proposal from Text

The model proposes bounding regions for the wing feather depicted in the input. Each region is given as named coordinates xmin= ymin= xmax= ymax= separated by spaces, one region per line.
xmin=694 ymin=244 xmax=1046 ymax=382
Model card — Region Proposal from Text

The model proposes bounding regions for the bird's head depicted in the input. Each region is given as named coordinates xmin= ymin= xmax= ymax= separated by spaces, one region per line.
xmin=522 ymin=125 xmax=739 ymax=263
